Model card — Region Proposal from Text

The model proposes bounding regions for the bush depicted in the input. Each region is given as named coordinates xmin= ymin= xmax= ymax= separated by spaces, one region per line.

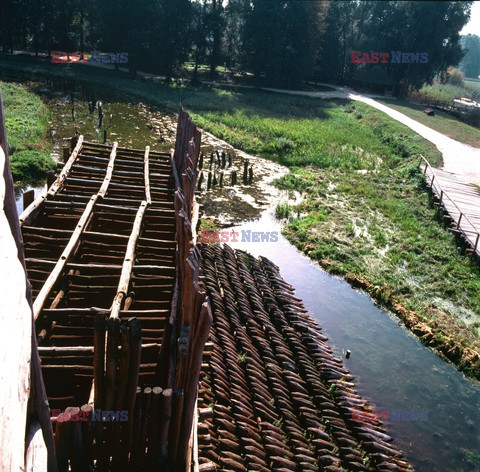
xmin=446 ymin=67 xmax=465 ymax=87
xmin=275 ymin=201 xmax=292 ymax=219
xmin=10 ymin=150 xmax=56 ymax=183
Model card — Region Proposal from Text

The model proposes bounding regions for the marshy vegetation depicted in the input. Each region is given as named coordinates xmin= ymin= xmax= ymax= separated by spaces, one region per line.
xmin=1 ymin=81 xmax=55 ymax=184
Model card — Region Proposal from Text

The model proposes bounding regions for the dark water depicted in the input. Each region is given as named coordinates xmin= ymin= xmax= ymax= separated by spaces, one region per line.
xmin=15 ymin=183 xmax=46 ymax=216
xmin=229 ymin=210 xmax=480 ymax=472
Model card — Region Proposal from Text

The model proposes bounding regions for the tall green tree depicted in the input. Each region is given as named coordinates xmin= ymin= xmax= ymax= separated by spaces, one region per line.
xmin=243 ymin=0 xmax=328 ymax=86
xmin=460 ymin=34 xmax=480 ymax=79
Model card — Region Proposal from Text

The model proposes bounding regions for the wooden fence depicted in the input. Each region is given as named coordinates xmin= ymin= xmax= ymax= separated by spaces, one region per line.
xmin=412 ymin=97 xmax=480 ymax=116
xmin=157 ymin=108 xmax=212 ymax=470
xmin=421 ymin=156 xmax=480 ymax=259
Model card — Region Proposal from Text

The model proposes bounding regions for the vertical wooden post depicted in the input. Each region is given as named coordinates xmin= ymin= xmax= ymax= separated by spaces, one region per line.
xmin=47 ymin=170 xmax=56 ymax=189
xmin=457 ymin=213 xmax=463 ymax=229
xmin=63 ymin=147 xmax=71 ymax=163
xmin=23 ymin=188 xmax=35 ymax=211
xmin=243 ymin=160 xmax=248 ymax=184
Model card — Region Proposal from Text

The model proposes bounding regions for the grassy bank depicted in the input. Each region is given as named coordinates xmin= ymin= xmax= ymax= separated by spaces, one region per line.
xmin=0 ymin=81 xmax=54 ymax=183
xmin=2 ymin=54 xmax=479 ymax=378
xmin=411 ymin=81 xmax=480 ymax=103
xmin=378 ymin=98 xmax=480 ymax=148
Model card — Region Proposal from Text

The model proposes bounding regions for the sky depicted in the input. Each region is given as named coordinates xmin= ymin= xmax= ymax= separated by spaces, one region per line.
xmin=461 ymin=1 xmax=480 ymax=35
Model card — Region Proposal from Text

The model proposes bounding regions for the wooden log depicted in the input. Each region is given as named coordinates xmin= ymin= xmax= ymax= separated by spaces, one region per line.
xmin=98 ymin=142 xmax=118 ymax=198
xmin=207 ymin=172 xmax=212 ymax=191
xmin=63 ymin=147 xmax=71 ymax=163
xmin=175 ymin=301 xmax=212 ymax=468
xmin=48 ymin=135 xmax=84 ymax=197
xmin=146 ymin=386 xmax=163 ymax=465
xmin=47 ymin=170 xmax=56 ymax=189
xmin=54 ymin=412 xmax=72 ymax=472
xmin=23 ymin=188 xmax=35 ymax=211
xmin=0 ymin=93 xmax=57 ymax=472
xmin=33 ymin=194 xmax=99 ymax=320
xmin=105 ymin=317 xmax=120 ymax=410
xmin=129 ymin=387 xmax=143 ymax=468
xmin=66 ymin=407 xmax=86 ymax=472
xmin=25 ymin=420 xmax=48 ymax=471
xmin=159 ymin=388 xmax=173 ymax=461
xmin=144 ymin=146 xmax=151 ymax=204
xmin=243 ymin=160 xmax=248 ymax=184
xmin=115 ymin=323 xmax=131 ymax=411
xmin=111 ymin=323 xmax=130 ymax=470
xmin=19 ymin=190 xmax=47 ymax=227
xmin=124 ymin=318 xmax=142 ymax=448
xmin=80 ymin=404 xmax=94 ymax=469
xmin=110 ymin=201 xmax=148 ymax=321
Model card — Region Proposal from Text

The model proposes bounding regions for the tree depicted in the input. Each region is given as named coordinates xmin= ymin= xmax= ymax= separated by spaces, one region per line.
xmin=157 ymin=0 xmax=192 ymax=79
xmin=243 ymin=0 xmax=328 ymax=86
xmin=459 ymin=34 xmax=480 ymax=79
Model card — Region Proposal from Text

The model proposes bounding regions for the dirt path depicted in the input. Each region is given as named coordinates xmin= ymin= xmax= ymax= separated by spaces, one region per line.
xmin=264 ymin=84 xmax=480 ymax=184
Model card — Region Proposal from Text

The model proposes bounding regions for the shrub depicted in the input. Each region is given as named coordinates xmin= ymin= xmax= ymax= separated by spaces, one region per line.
xmin=10 ymin=150 xmax=56 ymax=183
xmin=275 ymin=201 xmax=292 ymax=219
xmin=446 ymin=67 xmax=465 ymax=87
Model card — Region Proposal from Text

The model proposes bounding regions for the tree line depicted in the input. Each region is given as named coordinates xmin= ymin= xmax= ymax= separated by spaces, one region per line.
xmin=0 ymin=0 xmax=473 ymax=95
xmin=460 ymin=34 xmax=480 ymax=79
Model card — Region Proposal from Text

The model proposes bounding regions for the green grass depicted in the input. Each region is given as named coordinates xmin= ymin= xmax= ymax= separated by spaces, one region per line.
xmin=465 ymin=78 xmax=480 ymax=90
xmin=378 ymin=98 xmax=480 ymax=147
xmin=411 ymin=81 xmax=480 ymax=103
xmin=275 ymin=202 xmax=293 ymax=219
xmin=0 ymin=80 xmax=54 ymax=183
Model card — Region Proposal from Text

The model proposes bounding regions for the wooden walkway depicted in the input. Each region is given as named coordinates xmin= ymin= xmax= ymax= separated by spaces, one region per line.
xmin=421 ymin=158 xmax=480 ymax=258
xmin=21 ymin=138 xmax=176 ymax=398
xmin=14 ymin=109 xmax=210 ymax=470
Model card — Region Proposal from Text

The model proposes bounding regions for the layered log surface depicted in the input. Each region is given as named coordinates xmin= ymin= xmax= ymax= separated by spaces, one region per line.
xmin=21 ymin=138 xmax=176 ymax=410
xmin=198 ymin=245 xmax=412 ymax=472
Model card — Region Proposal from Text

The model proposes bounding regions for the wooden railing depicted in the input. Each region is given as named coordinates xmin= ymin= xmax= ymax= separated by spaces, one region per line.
xmin=420 ymin=156 xmax=480 ymax=257
xmin=411 ymin=97 xmax=480 ymax=116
